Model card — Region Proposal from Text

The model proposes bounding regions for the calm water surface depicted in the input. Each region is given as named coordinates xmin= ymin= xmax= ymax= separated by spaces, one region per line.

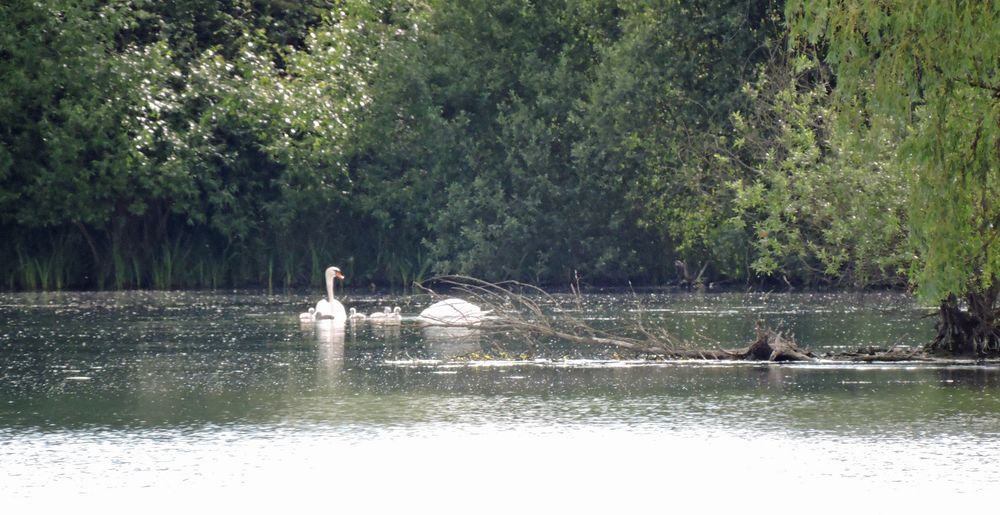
xmin=1 ymin=291 xmax=998 ymax=511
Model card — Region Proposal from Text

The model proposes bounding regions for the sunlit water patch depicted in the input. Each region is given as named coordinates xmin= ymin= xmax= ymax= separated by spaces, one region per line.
xmin=3 ymin=422 xmax=998 ymax=512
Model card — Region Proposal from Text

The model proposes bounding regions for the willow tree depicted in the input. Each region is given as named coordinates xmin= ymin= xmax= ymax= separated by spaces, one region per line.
xmin=788 ymin=1 xmax=1000 ymax=355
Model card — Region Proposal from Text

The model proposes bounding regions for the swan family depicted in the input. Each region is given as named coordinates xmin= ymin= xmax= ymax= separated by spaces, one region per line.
xmin=301 ymin=266 xmax=485 ymax=326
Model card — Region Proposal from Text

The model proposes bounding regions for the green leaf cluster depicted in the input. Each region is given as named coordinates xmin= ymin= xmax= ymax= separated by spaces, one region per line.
xmin=727 ymin=50 xmax=909 ymax=287
xmin=787 ymin=0 xmax=1000 ymax=302
xmin=4 ymin=0 xmax=883 ymax=291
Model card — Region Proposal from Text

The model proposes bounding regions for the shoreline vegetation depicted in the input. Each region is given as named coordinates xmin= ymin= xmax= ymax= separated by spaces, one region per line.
xmin=0 ymin=0 xmax=900 ymax=293
xmin=3 ymin=2 xmax=998 ymax=357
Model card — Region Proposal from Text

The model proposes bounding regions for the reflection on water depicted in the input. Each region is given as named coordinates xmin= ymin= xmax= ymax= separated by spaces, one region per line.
xmin=1 ymin=290 xmax=998 ymax=505
xmin=420 ymin=325 xmax=481 ymax=359
xmin=314 ymin=320 xmax=344 ymax=381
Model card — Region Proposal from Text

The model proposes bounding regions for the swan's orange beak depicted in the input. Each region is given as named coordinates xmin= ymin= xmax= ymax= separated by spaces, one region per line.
xmin=335 ymin=271 xmax=345 ymax=279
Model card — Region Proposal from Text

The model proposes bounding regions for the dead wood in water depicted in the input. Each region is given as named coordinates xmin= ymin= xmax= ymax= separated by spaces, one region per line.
xmin=417 ymin=275 xmax=692 ymax=354
xmin=414 ymin=276 xmax=982 ymax=363
xmin=734 ymin=324 xmax=816 ymax=362
xmin=927 ymin=292 xmax=1000 ymax=357
xmin=416 ymin=276 xmax=819 ymax=362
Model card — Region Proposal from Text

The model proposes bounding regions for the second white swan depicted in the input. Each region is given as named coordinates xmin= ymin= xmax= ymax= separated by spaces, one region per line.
xmin=418 ymin=298 xmax=488 ymax=326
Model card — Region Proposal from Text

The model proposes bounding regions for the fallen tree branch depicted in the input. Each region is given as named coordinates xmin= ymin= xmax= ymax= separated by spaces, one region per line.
xmin=414 ymin=276 xmax=986 ymax=363
xmin=416 ymin=276 xmax=820 ymax=361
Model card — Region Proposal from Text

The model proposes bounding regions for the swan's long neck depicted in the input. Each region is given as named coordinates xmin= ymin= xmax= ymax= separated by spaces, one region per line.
xmin=326 ymin=270 xmax=335 ymax=303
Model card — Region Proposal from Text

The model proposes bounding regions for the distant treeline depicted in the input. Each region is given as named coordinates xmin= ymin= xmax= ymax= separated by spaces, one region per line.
xmin=0 ymin=0 xmax=911 ymax=290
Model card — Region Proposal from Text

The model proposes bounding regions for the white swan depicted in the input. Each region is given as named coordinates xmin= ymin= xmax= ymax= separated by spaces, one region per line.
xmin=418 ymin=298 xmax=489 ymax=326
xmin=299 ymin=306 xmax=316 ymax=322
xmin=349 ymin=307 xmax=367 ymax=321
xmin=314 ymin=266 xmax=347 ymax=322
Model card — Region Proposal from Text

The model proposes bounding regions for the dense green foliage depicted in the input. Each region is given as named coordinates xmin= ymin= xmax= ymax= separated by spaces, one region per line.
xmin=788 ymin=0 xmax=1000 ymax=302
xmin=3 ymin=0 xmax=798 ymax=290
xmin=12 ymin=0 xmax=981 ymax=295
xmin=787 ymin=0 xmax=1000 ymax=353
xmin=727 ymin=50 xmax=909 ymax=288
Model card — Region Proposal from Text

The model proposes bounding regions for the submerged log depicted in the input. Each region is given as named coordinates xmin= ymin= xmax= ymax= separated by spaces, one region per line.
xmin=419 ymin=275 xmax=990 ymax=364
xmin=657 ymin=327 xmax=815 ymax=362
xmin=833 ymin=348 xmax=930 ymax=362
xmin=419 ymin=276 xmax=824 ymax=362
xmin=504 ymin=323 xmax=817 ymax=362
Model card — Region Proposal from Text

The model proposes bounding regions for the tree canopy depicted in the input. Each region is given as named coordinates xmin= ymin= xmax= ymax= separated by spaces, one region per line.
xmin=2 ymin=0 xmax=794 ymax=290
xmin=787 ymin=0 xmax=1000 ymax=302
xmin=786 ymin=0 xmax=1000 ymax=353
xmin=7 ymin=0 xmax=993 ymax=306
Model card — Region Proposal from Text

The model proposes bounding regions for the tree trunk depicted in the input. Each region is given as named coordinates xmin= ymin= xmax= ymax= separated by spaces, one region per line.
xmin=928 ymin=286 xmax=1000 ymax=356
xmin=661 ymin=326 xmax=816 ymax=361
xmin=733 ymin=325 xmax=816 ymax=362
xmin=75 ymin=221 xmax=102 ymax=269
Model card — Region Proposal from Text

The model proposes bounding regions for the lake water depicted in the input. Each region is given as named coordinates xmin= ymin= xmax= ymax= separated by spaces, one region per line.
xmin=2 ymin=290 xmax=999 ymax=512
